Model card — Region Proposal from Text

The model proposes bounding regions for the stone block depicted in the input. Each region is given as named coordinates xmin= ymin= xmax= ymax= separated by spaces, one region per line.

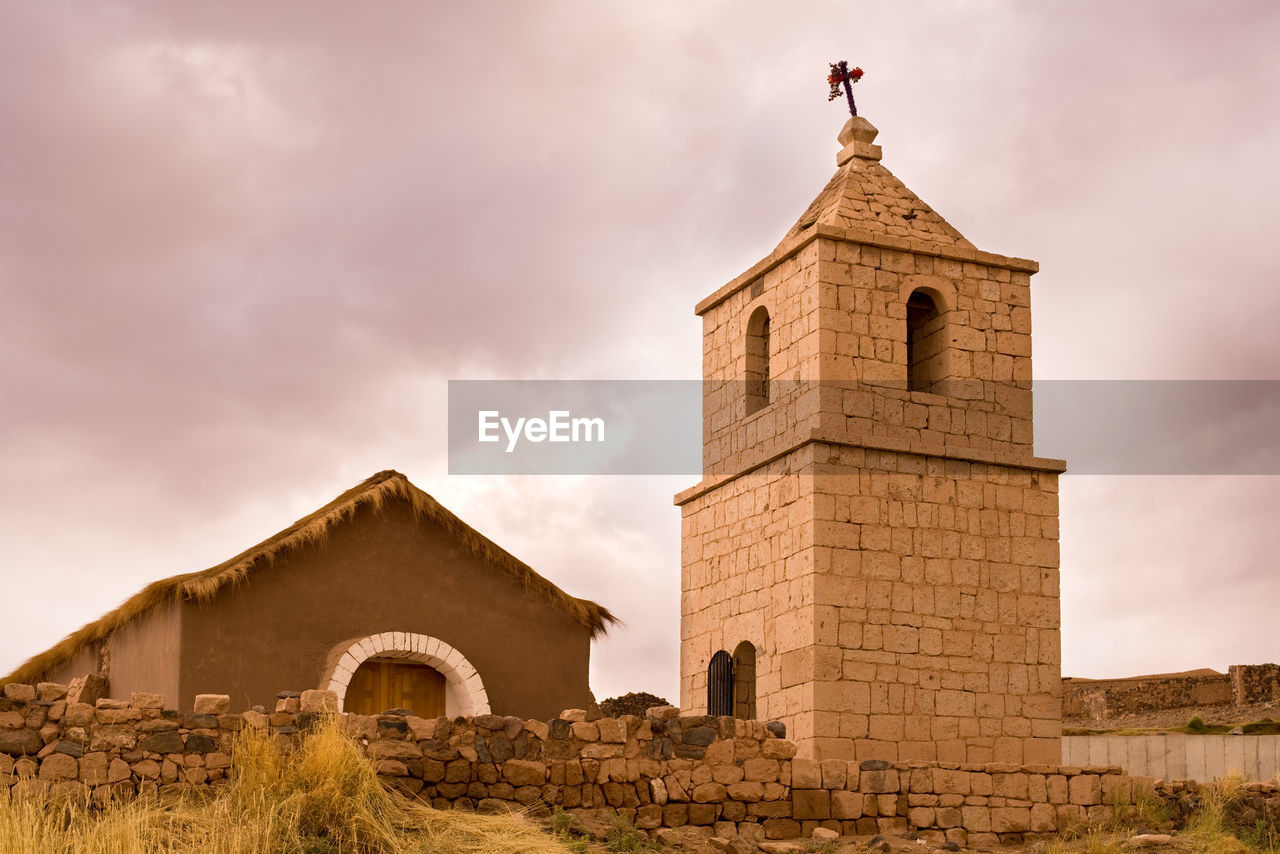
xmin=832 ymin=790 xmax=863 ymax=819
xmin=300 ymin=690 xmax=338 ymax=714
xmin=3 ymin=683 xmax=36 ymax=702
xmin=193 ymin=695 xmax=231 ymax=715
xmin=38 ymin=753 xmax=79 ymax=781
xmin=792 ymin=789 xmax=831 ymax=820
xmin=692 ymin=782 xmax=727 ymax=803
xmin=791 ymin=758 xmax=822 ymax=788
xmin=502 ymin=759 xmax=547 ymax=787
xmin=762 ymin=818 xmax=802 ymax=839
xmin=0 ymin=729 xmax=43 ymax=756
xmin=820 ymin=758 xmax=847 ymax=789
xmin=130 ymin=692 xmax=165 ymax=710
xmin=37 ymin=683 xmax=69 ymax=702
xmin=991 ymin=806 xmax=1030 ymax=832
xmin=1068 ymin=774 xmax=1101 ymax=806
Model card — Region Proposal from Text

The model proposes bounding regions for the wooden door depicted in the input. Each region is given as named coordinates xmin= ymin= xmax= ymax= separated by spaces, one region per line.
xmin=346 ymin=660 xmax=446 ymax=717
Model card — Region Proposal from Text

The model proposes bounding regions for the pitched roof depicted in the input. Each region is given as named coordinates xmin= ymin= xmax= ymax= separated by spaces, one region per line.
xmin=781 ymin=116 xmax=973 ymax=248
xmin=6 ymin=470 xmax=616 ymax=684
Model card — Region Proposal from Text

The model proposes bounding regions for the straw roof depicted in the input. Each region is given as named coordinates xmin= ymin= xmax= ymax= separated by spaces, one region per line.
xmin=6 ymin=470 xmax=616 ymax=685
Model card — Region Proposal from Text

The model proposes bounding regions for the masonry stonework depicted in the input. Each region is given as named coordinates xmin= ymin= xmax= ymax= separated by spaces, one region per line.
xmin=677 ymin=116 xmax=1064 ymax=764
xmin=2 ymin=683 xmax=1158 ymax=846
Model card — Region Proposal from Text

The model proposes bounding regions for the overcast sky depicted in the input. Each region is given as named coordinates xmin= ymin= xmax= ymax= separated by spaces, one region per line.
xmin=2 ymin=1 xmax=1277 ymax=703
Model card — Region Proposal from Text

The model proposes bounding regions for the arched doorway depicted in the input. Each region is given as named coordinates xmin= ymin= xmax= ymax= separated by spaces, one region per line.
xmin=321 ymin=631 xmax=490 ymax=716
xmin=345 ymin=659 xmax=447 ymax=717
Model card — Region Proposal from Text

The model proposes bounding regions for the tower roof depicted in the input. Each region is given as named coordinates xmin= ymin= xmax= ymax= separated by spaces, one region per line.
xmin=781 ymin=116 xmax=973 ymax=249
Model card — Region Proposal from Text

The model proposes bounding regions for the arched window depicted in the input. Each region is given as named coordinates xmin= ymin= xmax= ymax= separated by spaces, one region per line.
xmin=732 ymin=641 xmax=757 ymax=720
xmin=707 ymin=650 xmax=734 ymax=716
xmin=906 ymin=289 xmax=946 ymax=393
xmin=745 ymin=306 xmax=771 ymax=414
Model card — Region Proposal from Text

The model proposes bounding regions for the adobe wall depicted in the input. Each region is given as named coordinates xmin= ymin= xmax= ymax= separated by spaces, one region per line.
xmin=175 ymin=499 xmax=593 ymax=717
xmin=4 ymin=681 xmax=1151 ymax=847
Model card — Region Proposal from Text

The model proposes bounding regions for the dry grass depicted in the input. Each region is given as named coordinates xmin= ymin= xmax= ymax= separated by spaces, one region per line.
xmin=6 ymin=469 xmax=616 ymax=685
xmin=0 ymin=718 xmax=575 ymax=854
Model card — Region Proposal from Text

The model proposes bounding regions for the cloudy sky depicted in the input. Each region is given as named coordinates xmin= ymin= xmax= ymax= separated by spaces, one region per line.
xmin=2 ymin=1 xmax=1277 ymax=703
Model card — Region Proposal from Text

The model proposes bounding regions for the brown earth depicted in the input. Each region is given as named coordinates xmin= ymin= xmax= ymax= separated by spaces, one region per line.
xmin=1065 ymin=698 xmax=1280 ymax=733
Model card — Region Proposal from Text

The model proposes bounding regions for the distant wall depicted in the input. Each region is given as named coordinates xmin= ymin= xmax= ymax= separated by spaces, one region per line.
xmin=4 ymin=681 xmax=1153 ymax=847
xmin=1230 ymin=665 xmax=1280 ymax=706
xmin=1063 ymin=735 xmax=1280 ymax=782
xmin=1063 ymin=673 xmax=1233 ymax=719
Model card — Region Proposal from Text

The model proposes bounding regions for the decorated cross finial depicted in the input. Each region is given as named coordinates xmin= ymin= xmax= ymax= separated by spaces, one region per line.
xmin=827 ymin=61 xmax=864 ymax=117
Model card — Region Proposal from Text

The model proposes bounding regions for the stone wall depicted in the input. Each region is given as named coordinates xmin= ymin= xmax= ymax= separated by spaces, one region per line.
xmin=1063 ymin=665 xmax=1280 ymax=721
xmin=3 ymin=682 xmax=1148 ymax=846
xmin=1229 ymin=664 xmax=1280 ymax=706
xmin=1062 ymin=673 xmax=1233 ymax=720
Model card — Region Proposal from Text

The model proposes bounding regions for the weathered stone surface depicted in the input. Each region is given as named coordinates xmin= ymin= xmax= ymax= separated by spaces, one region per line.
xmin=241 ymin=710 xmax=269 ymax=730
xmin=368 ymin=740 xmax=423 ymax=761
xmin=38 ymin=753 xmax=79 ymax=780
xmin=138 ymin=732 xmax=185 ymax=754
xmin=184 ymin=734 xmax=218 ymax=753
xmin=65 ymin=675 xmax=108 ymax=707
xmin=64 ymin=703 xmax=95 ymax=728
xmin=692 ymin=782 xmax=727 ymax=803
xmin=193 ymin=694 xmax=231 ymax=715
xmin=502 ymin=759 xmax=546 ymax=787
xmin=96 ymin=707 xmax=143 ymax=725
xmin=84 ymin=727 xmax=133 ymax=752
xmin=137 ymin=718 xmax=179 ymax=733
xmin=761 ymin=740 xmax=797 ymax=760
xmin=299 ymin=690 xmax=338 ymax=714
xmin=1 ymin=728 xmax=46 ymax=756
xmin=130 ymin=692 xmax=165 ymax=710
xmin=791 ymin=758 xmax=822 ymax=789
xmin=37 ymin=683 xmax=69 ymax=702
xmin=53 ymin=740 xmax=84 ymax=758
xmin=1124 ymin=834 xmax=1174 ymax=848
xmin=3 ymin=683 xmax=36 ymax=702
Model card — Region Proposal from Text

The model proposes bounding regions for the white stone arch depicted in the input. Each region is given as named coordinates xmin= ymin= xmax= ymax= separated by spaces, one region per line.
xmin=322 ymin=632 xmax=490 ymax=716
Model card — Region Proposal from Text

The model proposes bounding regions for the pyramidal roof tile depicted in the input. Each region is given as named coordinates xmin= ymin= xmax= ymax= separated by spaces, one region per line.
xmin=781 ymin=116 xmax=973 ymax=249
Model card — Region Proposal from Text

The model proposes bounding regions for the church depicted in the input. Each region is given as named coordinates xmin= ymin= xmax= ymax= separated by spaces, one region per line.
xmin=676 ymin=114 xmax=1065 ymax=764
xmin=6 ymin=470 xmax=614 ymax=718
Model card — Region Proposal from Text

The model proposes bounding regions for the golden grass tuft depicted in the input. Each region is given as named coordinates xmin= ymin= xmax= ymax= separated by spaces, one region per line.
xmin=6 ymin=469 xmax=616 ymax=685
xmin=0 ymin=717 xmax=576 ymax=854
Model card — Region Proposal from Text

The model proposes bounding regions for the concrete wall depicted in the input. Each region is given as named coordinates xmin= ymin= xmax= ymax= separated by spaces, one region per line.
xmin=1063 ymin=735 xmax=1280 ymax=783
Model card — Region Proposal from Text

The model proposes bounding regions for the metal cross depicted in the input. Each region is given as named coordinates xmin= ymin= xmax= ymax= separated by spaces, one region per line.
xmin=827 ymin=61 xmax=864 ymax=117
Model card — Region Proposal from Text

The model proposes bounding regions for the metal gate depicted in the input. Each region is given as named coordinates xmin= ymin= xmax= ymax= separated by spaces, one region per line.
xmin=707 ymin=650 xmax=734 ymax=716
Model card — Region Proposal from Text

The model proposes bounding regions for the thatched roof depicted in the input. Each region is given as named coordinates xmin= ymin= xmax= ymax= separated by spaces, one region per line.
xmin=6 ymin=470 xmax=616 ymax=685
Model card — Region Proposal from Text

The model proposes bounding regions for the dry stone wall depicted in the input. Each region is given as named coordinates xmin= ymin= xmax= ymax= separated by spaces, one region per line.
xmin=4 ymin=682 xmax=1153 ymax=846
xmin=1230 ymin=664 xmax=1280 ymax=706
xmin=1063 ymin=664 xmax=1280 ymax=721
xmin=1062 ymin=674 xmax=1233 ymax=720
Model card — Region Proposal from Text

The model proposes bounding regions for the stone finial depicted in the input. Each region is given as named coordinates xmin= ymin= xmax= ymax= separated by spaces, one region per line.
xmin=838 ymin=116 xmax=879 ymax=146
xmin=836 ymin=116 xmax=883 ymax=166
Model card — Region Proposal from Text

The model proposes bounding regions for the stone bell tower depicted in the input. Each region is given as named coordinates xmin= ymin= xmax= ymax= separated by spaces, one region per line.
xmin=675 ymin=116 xmax=1065 ymax=764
